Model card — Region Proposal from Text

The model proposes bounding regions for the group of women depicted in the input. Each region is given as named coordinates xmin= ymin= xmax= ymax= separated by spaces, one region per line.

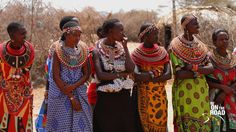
xmin=0 ymin=14 xmax=235 ymax=132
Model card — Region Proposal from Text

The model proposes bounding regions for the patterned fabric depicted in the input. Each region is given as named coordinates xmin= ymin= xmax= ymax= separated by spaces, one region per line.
xmin=46 ymin=44 xmax=92 ymax=132
xmin=170 ymin=51 xmax=211 ymax=132
xmin=35 ymin=100 xmax=47 ymax=132
xmin=34 ymin=44 xmax=53 ymax=131
xmin=137 ymin=65 xmax=168 ymax=132
xmin=207 ymin=51 xmax=236 ymax=131
xmin=131 ymin=44 xmax=169 ymax=131
xmin=0 ymin=41 xmax=34 ymax=132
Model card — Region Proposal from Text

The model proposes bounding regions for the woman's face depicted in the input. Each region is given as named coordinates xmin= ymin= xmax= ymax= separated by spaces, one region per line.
xmin=146 ymin=29 xmax=158 ymax=45
xmin=66 ymin=30 xmax=81 ymax=46
xmin=215 ymin=32 xmax=229 ymax=50
xmin=110 ymin=22 xmax=124 ymax=41
xmin=11 ymin=26 xmax=27 ymax=45
xmin=186 ymin=18 xmax=200 ymax=34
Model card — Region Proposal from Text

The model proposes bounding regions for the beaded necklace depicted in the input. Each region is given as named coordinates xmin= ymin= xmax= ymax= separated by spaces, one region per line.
xmin=210 ymin=49 xmax=236 ymax=70
xmin=131 ymin=44 xmax=169 ymax=66
xmin=1 ymin=41 xmax=32 ymax=69
xmin=55 ymin=41 xmax=89 ymax=69
xmin=170 ymin=34 xmax=208 ymax=65
xmin=97 ymin=39 xmax=124 ymax=61
xmin=97 ymin=39 xmax=126 ymax=72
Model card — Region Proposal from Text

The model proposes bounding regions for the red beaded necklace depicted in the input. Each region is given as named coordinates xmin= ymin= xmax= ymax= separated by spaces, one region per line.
xmin=131 ymin=43 xmax=169 ymax=66
xmin=170 ymin=35 xmax=208 ymax=65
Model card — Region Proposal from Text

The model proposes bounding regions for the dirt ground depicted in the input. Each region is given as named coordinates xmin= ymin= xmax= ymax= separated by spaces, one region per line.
xmin=32 ymin=43 xmax=174 ymax=132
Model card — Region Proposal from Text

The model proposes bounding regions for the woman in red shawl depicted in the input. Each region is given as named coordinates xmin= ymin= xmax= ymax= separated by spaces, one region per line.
xmin=0 ymin=22 xmax=34 ymax=132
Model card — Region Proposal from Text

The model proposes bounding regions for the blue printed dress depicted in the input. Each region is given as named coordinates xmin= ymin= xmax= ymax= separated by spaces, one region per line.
xmin=46 ymin=41 xmax=92 ymax=132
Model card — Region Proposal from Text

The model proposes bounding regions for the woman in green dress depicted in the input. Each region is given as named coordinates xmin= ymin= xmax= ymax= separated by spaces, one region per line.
xmin=169 ymin=14 xmax=214 ymax=132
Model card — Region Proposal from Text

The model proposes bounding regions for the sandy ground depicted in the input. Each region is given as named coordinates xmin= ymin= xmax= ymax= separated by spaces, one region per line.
xmin=32 ymin=42 xmax=174 ymax=132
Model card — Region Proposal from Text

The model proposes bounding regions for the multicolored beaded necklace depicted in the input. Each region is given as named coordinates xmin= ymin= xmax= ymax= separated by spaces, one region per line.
xmin=131 ymin=44 xmax=169 ymax=66
xmin=1 ymin=41 xmax=32 ymax=69
xmin=97 ymin=39 xmax=125 ymax=61
xmin=210 ymin=49 xmax=236 ymax=70
xmin=170 ymin=34 xmax=208 ymax=65
xmin=55 ymin=41 xmax=89 ymax=69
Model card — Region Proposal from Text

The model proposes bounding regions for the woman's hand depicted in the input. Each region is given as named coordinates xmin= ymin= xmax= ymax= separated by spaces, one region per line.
xmin=70 ymin=98 xmax=82 ymax=112
xmin=222 ymin=85 xmax=235 ymax=95
xmin=183 ymin=64 xmax=193 ymax=71
xmin=61 ymin=85 xmax=74 ymax=96
xmin=64 ymin=85 xmax=76 ymax=95
xmin=117 ymin=72 xmax=129 ymax=78
xmin=215 ymin=92 xmax=226 ymax=105
xmin=121 ymin=35 xmax=128 ymax=48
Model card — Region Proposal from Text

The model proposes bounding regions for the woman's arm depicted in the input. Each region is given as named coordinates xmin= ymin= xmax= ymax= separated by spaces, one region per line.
xmin=93 ymin=49 xmax=129 ymax=81
xmin=66 ymin=60 xmax=91 ymax=92
xmin=134 ymin=66 xmax=152 ymax=83
xmin=122 ymin=37 xmax=135 ymax=73
xmin=207 ymin=78 xmax=234 ymax=95
xmin=153 ymin=62 xmax=172 ymax=83
xmin=198 ymin=63 xmax=214 ymax=75
xmin=134 ymin=62 xmax=171 ymax=83
xmin=52 ymin=53 xmax=68 ymax=95
xmin=175 ymin=70 xmax=194 ymax=79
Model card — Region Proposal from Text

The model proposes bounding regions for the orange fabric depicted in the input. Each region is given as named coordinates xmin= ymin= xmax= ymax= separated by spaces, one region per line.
xmin=0 ymin=41 xmax=34 ymax=131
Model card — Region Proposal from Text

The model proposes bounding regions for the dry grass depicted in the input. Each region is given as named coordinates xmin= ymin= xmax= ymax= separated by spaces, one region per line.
xmin=0 ymin=0 xmax=158 ymax=85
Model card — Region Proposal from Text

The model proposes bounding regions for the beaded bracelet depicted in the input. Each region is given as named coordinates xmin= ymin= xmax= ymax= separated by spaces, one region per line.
xmin=149 ymin=71 xmax=155 ymax=79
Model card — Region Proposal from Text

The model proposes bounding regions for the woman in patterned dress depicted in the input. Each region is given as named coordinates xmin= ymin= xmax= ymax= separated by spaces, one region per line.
xmin=207 ymin=29 xmax=236 ymax=132
xmin=92 ymin=18 xmax=136 ymax=132
xmin=46 ymin=21 xmax=92 ymax=131
xmin=131 ymin=23 xmax=171 ymax=132
xmin=35 ymin=16 xmax=80 ymax=132
xmin=0 ymin=22 xmax=35 ymax=132
xmin=169 ymin=14 xmax=214 ymax=132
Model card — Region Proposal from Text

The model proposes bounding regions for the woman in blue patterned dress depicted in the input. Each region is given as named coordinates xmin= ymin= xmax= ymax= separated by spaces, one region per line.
xmin=46 ymin=21 xmax=92 ymax=131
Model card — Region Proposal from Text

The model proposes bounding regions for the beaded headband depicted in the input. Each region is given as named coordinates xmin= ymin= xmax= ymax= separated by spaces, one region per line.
xmin=138 ymin=25 xmax=158 ymax=40
xmin=63 ymin=26 xmax=82 ymax=34
xmin=181 ymin=15 xmax=196 ymax=29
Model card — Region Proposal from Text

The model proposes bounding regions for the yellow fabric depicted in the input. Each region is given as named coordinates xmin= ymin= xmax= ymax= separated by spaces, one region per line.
xmin=137 ymin=65 xmax=167 ymax=132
